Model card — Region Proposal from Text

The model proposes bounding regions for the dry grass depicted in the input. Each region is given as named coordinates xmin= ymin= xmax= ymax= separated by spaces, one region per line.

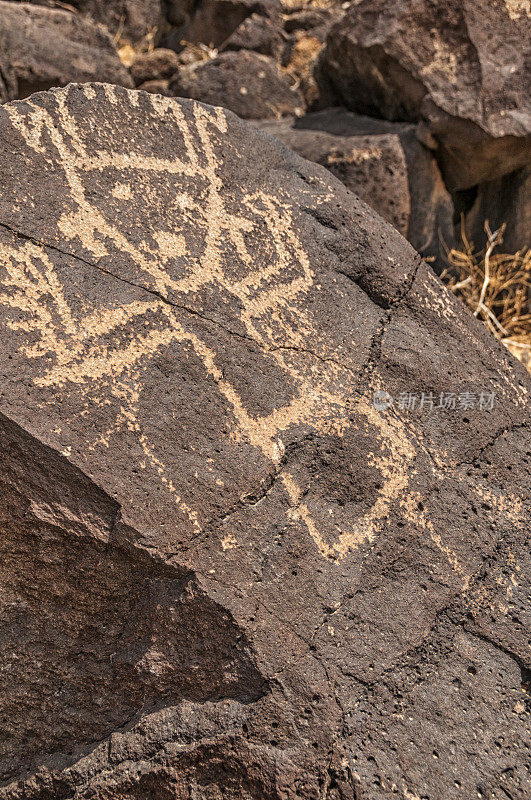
xmin=114 ymin=17 xmax=159 ymax=68
xmin=175 ymin=41 xmax=219 ymax=62
xmin=281 ymin=0 xmax=347 ymax=9
xmin=441 ymin=222 xmax=531 ymax=371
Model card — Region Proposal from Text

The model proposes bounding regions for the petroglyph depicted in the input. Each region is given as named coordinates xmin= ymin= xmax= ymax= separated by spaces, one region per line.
xmin=0 ymin=85 xmax=525 ymax=571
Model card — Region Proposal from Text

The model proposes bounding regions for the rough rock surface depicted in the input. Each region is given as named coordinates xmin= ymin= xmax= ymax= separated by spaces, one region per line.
xmin=0 ymin=84 xmax=529 ymax=800
xmin=5 ymin=0 xmax=166 ymax=44
xmin=259 ymin=117 xmax=411 ymax=238
xmin=181 ymin=0 xmax=281 ymax=48
xmin=137 ymin=78 xmax=174 ymax=96
xmin=71 ymin=0 xmax=164 ymax=43
xmin=131 ymin=48 xmax=181 ymax=86
xmin=258 ymin=108 xmax=455 ymax=264
xmin=165 ymin=0 xmax=197 ymax=28
xmin=221 ymin=13 xmax=285 ymax=59
xmin=463 ymin=166 xmax=531 ymax=255
xmin=321 ymin=0 xmax=531 ymax=190
xmin=0 ymin=2 xmax=133 ymax=101
xmin=170 ymin=50 xmax=305 ymax=119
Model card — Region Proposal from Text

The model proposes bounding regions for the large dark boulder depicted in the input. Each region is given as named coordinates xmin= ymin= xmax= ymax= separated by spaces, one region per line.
xmin=182 ymin=0 xmax=280 ymax=48
xmin=4 ymin=0 xmax=168 ymax=44
xmin=76 ymin=0 xmax=163 ymax=43
xmin=70 ymin=0 xmax=164 ymax=43
xmin=0 ymin=2 xmax=132 ymax=101
xmin=130 ymin=48 xmax=181 ymax=86
xmin=220 ymin=13 xmax=285 ymax=59
xmin=170 ymin=49 xmax=305 ymax=119
xmin=0 ymin=84 xmax=529 ymax=800
xmin=320 ymin=0 xmax=531 ymax=190
xmin=258 ymin=108 xmax=455 ymax=265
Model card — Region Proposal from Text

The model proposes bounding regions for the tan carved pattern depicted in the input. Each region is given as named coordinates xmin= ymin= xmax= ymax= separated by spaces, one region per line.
xmin=0 ymin=86 xmax=524 ymax=571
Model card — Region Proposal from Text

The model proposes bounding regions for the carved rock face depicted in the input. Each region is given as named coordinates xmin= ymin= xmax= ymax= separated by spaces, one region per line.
xmin=0 ymin=84 xmax=529 ymax=800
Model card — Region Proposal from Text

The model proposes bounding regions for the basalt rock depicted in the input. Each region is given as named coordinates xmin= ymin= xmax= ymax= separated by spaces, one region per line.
xmin=131 ymin=48 xmax=181 ymax=86
xmin=320 ymin=0 xmax=531 ymax=190
xmin=0 ymin=84 xmax=529 ymax=800
xmin=165 ymin=0 xmax=197 ymax=29
xmin=0 ymin=2 xmax=132 ymax=101
xmin=170 ymin=49 xmax=305 ymax=119
xmin=180 ymin=0 xmax=281 ymax=48
xmin=4 ymin=0 xmax=166 ymax=45
xmin=74 ymin=0 xmax=163 ymax=44
xmin=259 ymin=115 xmax=412 ymax=239
xmin=220 ymin=13 xmax=285 ymax=59
xmin=258 ymin=108 xmax=455 ymax=265
xmin=137 ymin=78 xmax=173 ymax=95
